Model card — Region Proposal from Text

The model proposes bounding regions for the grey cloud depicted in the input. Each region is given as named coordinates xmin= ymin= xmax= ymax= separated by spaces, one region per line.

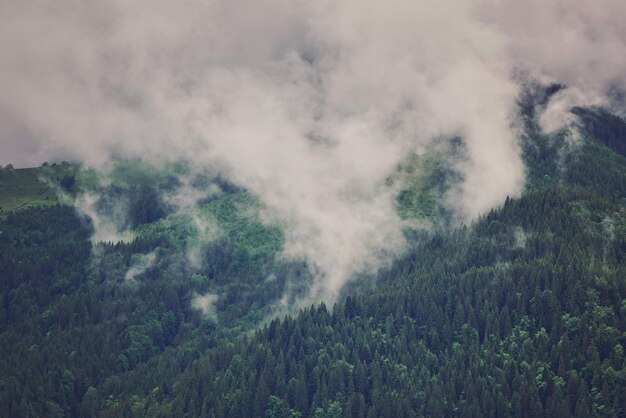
xmin=1 ymin=0 xmax=624 ymax=301
xmin=486 ymin=0 xmax=626 ymax=95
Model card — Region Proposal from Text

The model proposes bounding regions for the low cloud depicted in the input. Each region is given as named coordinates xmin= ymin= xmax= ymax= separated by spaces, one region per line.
xmin=191 ymin=292 xmax=219 ymax=318
xmin=539 ymin=88 xmax=606 ymax=138
xmin=76 ymin=192 xmax=134 ymax=244
xmin=1 ymin=0 xmax=625 ymax=300
xmin=124 ymin=251 xmax=157 ymax=283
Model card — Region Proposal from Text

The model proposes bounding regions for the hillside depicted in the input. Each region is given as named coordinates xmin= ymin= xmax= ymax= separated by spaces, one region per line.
xmin=1 ymin=99 xmax=626 ymax=417
xmin=0 ymin=163 xmax=76 ymax=217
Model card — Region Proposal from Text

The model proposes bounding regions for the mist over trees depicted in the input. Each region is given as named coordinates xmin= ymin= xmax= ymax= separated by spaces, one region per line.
xmin=1 ymin=88 xmax=626 ymax=416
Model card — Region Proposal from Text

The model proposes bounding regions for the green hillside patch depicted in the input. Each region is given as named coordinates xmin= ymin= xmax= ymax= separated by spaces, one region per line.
xmin=387 ymin=145 xmax=460 ymax=227
xmin=133 ymin=190 xmax=284 ymax=269
xmin=391 ymin=154 xmax=441 ymax=219
xmin=0 ymin=163 xmax=76 ymax=216
xmin=198 ymin=191 xmax=284 ymax=264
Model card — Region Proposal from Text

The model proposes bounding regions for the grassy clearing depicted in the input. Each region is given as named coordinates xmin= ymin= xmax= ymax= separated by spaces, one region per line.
xmin=0 ymin=164 xmax=76 ymax=217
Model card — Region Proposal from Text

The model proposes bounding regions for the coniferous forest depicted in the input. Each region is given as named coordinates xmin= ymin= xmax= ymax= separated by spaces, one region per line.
xmin=1 ymin=91 xmax=626 ymax=418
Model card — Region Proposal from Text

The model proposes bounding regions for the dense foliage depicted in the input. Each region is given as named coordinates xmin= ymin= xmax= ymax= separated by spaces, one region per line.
xmin=1 ymin=92 xmax=625 ymax=417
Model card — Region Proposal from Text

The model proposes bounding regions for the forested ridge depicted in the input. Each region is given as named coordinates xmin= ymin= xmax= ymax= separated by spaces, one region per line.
xmin=1 ymin=101 xmax=626 ymax=417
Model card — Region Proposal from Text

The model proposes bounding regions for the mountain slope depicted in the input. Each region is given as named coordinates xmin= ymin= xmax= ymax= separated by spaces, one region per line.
xmin=95 ymin=104 xmax=626 ymax=417
xmin=108 ymin=189 xmax=624 ymax=417
xmin=1 ymin=100 xmax=626 ymax=417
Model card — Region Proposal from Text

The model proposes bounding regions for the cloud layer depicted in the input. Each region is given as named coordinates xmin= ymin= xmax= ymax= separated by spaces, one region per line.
xmin=2 ymin=0 xmax=624 ymax=300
